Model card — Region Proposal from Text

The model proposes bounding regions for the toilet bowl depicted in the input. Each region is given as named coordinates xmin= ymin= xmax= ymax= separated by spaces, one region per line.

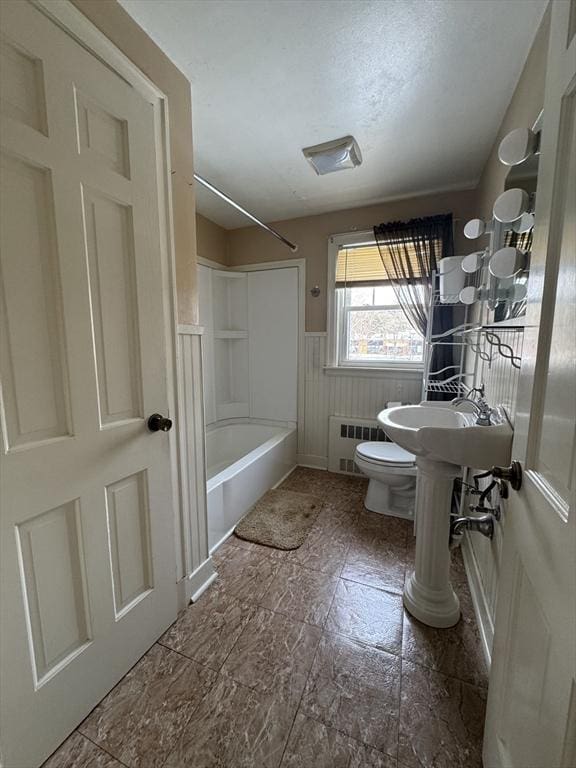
xmin=354 ymin=441 xmax=417 ymax=518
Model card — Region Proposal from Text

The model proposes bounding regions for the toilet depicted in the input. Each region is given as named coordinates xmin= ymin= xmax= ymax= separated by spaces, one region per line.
xmin=354 ymin=441 xmax=417 ymax=518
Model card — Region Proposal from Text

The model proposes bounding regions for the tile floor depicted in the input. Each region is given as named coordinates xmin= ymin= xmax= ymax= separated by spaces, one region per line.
xmin=43 ymin=467 xmax=488 ymax=768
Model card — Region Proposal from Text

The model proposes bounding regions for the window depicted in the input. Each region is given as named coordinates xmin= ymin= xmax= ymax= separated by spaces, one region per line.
xmin=339 ymin=284 xmax=424 ymax=365
xmin=328 ymin=236 xmax=424 ymax=369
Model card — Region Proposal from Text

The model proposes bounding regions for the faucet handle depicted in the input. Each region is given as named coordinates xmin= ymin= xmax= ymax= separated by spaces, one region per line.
xmin=471 ymin=384 xmax=485 ymax=399
xmin=475 ymin=397 xmax=496 ymax=426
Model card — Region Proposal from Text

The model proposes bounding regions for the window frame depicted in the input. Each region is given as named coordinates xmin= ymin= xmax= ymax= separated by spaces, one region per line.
xmin=327 ymin=232 xmax=425 ymax=372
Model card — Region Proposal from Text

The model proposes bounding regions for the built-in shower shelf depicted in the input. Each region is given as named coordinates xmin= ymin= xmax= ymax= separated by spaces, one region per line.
xmin=214 ymin=330 xmax=248 ymax=339
xmin=212 ymin=270 xmax=250 ymax=420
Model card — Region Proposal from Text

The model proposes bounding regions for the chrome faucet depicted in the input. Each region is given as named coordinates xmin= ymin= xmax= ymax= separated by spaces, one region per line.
xmin=451 ymin=387 xmax=495 ymax=426
xmin=474 ymin=398 xmax=497 ymax=426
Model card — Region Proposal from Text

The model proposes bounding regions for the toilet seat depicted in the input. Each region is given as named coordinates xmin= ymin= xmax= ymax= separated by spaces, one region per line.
xmin=355 ymin=441 xmax=416 ymax=467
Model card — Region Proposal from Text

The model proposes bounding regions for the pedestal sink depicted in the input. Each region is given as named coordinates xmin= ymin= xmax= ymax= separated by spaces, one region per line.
xmin=377 ymin=403 xmax=512 ymax=628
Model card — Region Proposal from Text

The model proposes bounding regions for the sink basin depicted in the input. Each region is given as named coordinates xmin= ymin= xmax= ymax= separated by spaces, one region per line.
xmin=378 ymin=403 xmax=512 ymax=469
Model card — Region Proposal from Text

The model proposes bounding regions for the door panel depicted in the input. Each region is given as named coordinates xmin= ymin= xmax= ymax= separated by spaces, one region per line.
xmin=17 ymin=499 xmax=92 ymax=687
xmin=106 ymin=470 xmax=154 ymax=619
xmin=0 ymin=35 xmax=48 ymax=135
xmin=0 ymin=153 xmax=71 ymax=449
xmin=536 ymin=89 xmax=575 ymax=506
xmin=0 ymin=3 xmax=177 ymax=765
xmin=496 ymin=556 xmax=552 ymax=767
xmin=483 ymin=2 xmax=576 ymax=766
xmin=84 ymin=189 xmax=143 ymax=426
xmin=76 ymin=90 xmax=131 ymax=178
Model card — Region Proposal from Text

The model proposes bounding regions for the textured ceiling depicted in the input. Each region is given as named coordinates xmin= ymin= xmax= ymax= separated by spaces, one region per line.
xmin=119 ymin=0 xmax=546 ymax=228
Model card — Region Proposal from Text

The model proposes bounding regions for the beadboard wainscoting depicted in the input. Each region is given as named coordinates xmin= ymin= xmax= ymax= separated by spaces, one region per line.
xmin=462 ymin=329 xmax=524 ymax=667
xmin=299 ymin=333 xmax=423 ymax=467
xmin=176 ymin=325 xmax=217 ymax=604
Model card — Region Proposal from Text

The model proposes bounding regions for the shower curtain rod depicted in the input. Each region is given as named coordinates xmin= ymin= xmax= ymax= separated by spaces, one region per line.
xmin=193 ymin=173 xmax=299 ymax=253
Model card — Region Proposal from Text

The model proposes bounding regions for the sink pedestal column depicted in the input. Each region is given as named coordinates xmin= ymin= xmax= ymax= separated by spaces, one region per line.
xmin=403 ymin=457 xmax=461 ymax=628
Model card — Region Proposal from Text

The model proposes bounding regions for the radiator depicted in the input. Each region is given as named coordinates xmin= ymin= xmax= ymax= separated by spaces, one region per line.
xmin=327 ymin=415 xmax=391 ymax=474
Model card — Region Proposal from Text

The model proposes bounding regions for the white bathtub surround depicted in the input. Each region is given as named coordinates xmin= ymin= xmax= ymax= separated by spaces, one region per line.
xmin=177 ymin=325 xmax=216 ymax=604
xmin=403 ymin=457 xmax=462 ymax=627
xmin=206 ymin=421 xmax=297 ymax=552
xmin=198 ymin=261 xmax=303 ymax=427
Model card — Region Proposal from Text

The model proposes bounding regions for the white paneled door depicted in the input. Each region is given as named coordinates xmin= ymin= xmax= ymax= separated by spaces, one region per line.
xmin=0 ymin=3 xmax=178 ymax=766
xmin=483 ymin=2 xmax=576 ymax=767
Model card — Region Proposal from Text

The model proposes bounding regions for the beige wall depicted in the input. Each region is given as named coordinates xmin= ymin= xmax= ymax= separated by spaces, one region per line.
xmin=72 ymin=0 xmax=198 ymax=324
xmin=196 ymin=213 xmax=228 ymax=265
xmin=475 ymin=5 xmax=550 ymax=222
xmin=226 ymin=189 xmax=478 ymax=331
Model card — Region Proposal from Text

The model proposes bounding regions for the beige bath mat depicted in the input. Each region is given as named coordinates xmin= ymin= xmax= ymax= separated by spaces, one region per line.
xmin=234 ymin=489 xmax=322 ymax=550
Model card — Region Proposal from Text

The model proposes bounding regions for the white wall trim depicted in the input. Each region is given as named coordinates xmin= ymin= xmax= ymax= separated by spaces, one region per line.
xmin=305 ymin=331 xmax=328 ymax=337
xmin=188 ymin=559 xmax=218 ymax=603
xmin=324 ymin=366 xmax=423 ymax=380
xmin=296 ymin=454 xmax=328 ymax=469
xmin=272 ymin=464 xmax=301 ymax=488
xmin=231 ymin=258 xmax=306 ymax=272
xmin=35 ymin=0 xmax=165 ymax=102
xmin=177 ymin=330 xmax=212 ymax=606
xmin=197 ymin=255 xmax=228 ymax=270
xmin=462 ymin=536 xmax=493 ymax=672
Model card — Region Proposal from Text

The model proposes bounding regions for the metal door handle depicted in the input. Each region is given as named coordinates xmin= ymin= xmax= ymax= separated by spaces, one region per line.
xmin=490 ymin=460 xmax=522 ymax=491
xmin=147 ymin=413 xmax=173 ymax=432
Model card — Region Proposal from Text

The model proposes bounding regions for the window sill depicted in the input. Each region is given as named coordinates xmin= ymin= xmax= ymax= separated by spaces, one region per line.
xmin=323 ymin=366 xmax=423 ymax=379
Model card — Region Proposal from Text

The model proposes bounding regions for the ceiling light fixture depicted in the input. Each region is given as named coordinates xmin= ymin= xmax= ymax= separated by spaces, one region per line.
xmin=302 ymin=135 xmax=362 ymax=175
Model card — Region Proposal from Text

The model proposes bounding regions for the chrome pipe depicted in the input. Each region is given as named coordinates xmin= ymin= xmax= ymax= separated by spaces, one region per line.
xmin=451 ymin=514 xmax=495 ymax=540
xmin=193 ymin=174 xmax=298 ymax=253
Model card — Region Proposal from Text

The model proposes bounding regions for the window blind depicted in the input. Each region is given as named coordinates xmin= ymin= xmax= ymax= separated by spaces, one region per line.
xmin=335 ymin=243 xmax=425 ymax=286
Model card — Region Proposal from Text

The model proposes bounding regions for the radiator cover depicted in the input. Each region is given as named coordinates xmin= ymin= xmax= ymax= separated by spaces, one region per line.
xmin=327 ymin=416 xmax=391 ymax=474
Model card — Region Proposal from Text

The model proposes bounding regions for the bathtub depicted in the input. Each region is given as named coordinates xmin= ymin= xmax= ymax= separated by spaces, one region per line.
xmin=206 ymin=422 xmax=297 ymax=552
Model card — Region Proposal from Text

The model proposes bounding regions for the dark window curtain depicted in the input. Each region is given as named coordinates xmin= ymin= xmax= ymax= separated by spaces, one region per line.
xmin=374 ymin=214 xmax=460 ymax=401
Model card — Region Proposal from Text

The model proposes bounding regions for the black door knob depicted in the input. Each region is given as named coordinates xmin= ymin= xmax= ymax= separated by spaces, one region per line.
xmin=147 ymin=413 xmax=173 ymax=432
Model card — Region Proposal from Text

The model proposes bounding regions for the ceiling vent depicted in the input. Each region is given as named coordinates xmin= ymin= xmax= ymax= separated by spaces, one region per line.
xmin=302 ymin=135 xmax=362 ymax=175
